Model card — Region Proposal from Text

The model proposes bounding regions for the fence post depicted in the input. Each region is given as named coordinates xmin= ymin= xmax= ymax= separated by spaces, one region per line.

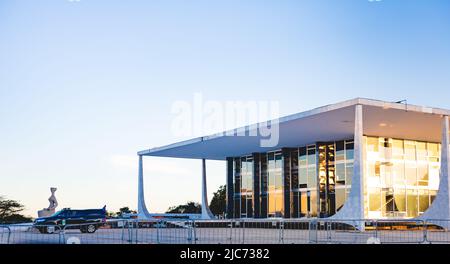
xmin=129 ymin=221 xmax=134 ymax=244
xmin=156 ymin=220 xmax=161 ymax=244
xmin=326 ymin=221 xmax=332 ymax=243
xmin=128 ymin=220 xmax=138 ymax=244
xmin=186 ymin=221 xmax=191 ymax=243
xmin=308 ymin=219 xmax=318 ymax=244
xmin=186 ymin=221 xmax=192 ymax=244
xmin=8 ymin=226 xmax=11 ymax=245
xmin=423 ymin=219 xmax=429 ymax=244
xmin=59 ymin=226 xmax=65 ymax=244
xmin=242 ymin=220 xmax=245 ymax=244
xmin=279 ymin=220 xmax=284 ymax=244
xmin=129 ymin=220 xmax=134 ymax=243
xmin=229 ymin=220 xmax=233 ymax=243
xmin=2 ymin=226 xmax=11 ymax=244
xmin=120 ymin=220 xmax=125 ymax=243
xmin=374 ymin=219 xmax=378 ymax=241
xmin=135 ymin=220 xmax=139 ymax=244
xmin=192 ymin=220 xmax=197 ymax=244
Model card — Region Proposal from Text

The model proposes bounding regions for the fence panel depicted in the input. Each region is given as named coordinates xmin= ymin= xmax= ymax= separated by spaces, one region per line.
xmin=277 ymin=220 xmax=310 ymax=244
xmin=424 ymin=219 xmax=450 ymax=244
xmin=239 ymin=220 xmax=281 ymax=244
xmin=0 ymin=226 xmax=11 ymax=244
xmin=133 ymin=220 xmax=160 ymax=244
xmin=151 ymin=220 xmax=194 ymax=244
xmin=7 ymin=224 xmax=62 ymax=244
xmin=375 ymin=219 xmax=426 ymax=244
xmin=313 ymin=219 xmax=377 ymax=244
xmin=191 ymin=220 xmax=235 ymax=244
xmin=61 ymin=221 xmax=131 ymax=244
xmin=3 ymin=218 xmax=450 ymax=244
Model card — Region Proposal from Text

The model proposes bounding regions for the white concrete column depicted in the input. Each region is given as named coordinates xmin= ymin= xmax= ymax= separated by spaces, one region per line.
xmin=352 ymin=104 xmax=365 ymax=220
xmin=201 ymin=159 xmax=214 ymax=219
xmin=330 ymin=104 xmax=365 ymax=230
xmin=419 ymin=115 xmax=450 ymax=224
xmin=137 ymin=155 xmax=152 ymax=219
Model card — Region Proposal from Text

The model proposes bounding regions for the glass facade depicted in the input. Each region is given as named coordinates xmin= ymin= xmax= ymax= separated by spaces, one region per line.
xmin=316 ymin=141 xmax=354 ymax=217
xmin=232 ymin=156 xmax=254 ymax=218
xmin=298 ymin=145 xmax=319 ymax=217
xmin=267 ymin=152 xmax=284 ymax=217
xmin=365 ymin=136 xmax=440 ymax=218
xmin=229 ymin=139 xmax=354 ymax=218
xmin=227 ymin=136 xmax=442 ymax=219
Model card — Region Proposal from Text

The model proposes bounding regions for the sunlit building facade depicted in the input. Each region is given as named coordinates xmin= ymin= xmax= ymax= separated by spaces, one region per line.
xmin=364 ymin=137 xmax=440 ymax=218
xmin=138 ymin=98 xmax=450 ymax=221
xmin=227 ymin=137 xmax=441 ymax=219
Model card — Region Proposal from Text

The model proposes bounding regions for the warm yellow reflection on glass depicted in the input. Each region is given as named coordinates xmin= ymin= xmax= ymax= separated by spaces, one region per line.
xmin=365 ymin=136 xmax=440 ymax=218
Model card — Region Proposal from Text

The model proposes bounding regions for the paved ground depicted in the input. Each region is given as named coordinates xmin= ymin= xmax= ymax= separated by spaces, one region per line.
xmin=2 ymin=226 xmax=450 ymax=244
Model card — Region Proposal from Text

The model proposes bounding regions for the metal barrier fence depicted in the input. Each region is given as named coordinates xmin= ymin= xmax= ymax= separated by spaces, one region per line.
xmin=62 ymin=221 xmax=132 ymax=244
xmin=424 ymin=219 xmax=450 ymax=244
xmin=1 ymin=226 xmax=11 ymax=244
xmin=2 ymin=218 xmax=450 ymax=244
xmin=3 ymin=224 xmax=63 ymax=244
xmin=375 ymin=219 xmax=426 ymax=244
xmin=313 ymin=219 xmax=377 ymax=244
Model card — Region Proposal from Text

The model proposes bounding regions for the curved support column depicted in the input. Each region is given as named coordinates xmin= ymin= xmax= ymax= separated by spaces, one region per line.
xmin=201 ymin=159 xmax=215 ymax=219
xmin=417 ymin=115 xmax=450 ymax=228
xmin=329 ymin=104 xmax=365 ymax=231
xmin=137 ymin=155 xmax=152 ymax=220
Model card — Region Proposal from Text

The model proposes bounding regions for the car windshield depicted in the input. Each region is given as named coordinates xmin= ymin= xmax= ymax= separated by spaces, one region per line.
xmin=50 ymin=210 xmax=63 ymax=217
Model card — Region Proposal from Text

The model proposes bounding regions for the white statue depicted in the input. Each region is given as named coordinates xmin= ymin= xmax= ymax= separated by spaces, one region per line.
xmin=37 ymin=187 xmax=58 ymax=217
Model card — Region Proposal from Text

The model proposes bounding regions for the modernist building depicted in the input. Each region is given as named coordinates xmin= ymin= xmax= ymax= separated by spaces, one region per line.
xmin=137 ymin=98 xmax=450 ymax=222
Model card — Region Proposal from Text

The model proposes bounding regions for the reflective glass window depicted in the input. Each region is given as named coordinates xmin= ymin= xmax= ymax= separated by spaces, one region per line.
xmin=365 ymin=136 xmax=440 ymax=218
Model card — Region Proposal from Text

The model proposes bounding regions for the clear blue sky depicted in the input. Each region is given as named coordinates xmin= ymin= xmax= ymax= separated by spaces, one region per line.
xmin=1 ymin=0 xmax=449 ymax=217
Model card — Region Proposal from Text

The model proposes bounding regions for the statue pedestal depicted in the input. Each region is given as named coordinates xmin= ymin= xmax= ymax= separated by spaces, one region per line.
xmin=38 ymin=208 xmax=55 ymax=218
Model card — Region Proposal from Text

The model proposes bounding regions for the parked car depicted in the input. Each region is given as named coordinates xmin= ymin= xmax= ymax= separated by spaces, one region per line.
xmin=34 ymin=206 xmax=106 ymax=234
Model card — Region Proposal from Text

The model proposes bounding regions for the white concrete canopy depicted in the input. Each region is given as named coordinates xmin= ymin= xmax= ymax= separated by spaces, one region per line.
xmin=139 ymin=98 xmax=449 ymax=160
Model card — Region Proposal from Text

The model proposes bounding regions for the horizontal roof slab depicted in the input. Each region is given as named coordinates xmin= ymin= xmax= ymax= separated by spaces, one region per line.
xmin=139 ymin=98 xmax=450 ymax=160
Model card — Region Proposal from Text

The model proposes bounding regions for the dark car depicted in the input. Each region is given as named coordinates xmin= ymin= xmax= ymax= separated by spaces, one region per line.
xmin=34 ymin=206 xmax=107 ymax=234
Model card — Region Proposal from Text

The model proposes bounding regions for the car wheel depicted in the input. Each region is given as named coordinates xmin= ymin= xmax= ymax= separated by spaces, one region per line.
xmin=45 ymin=226 xmax=55 ymax=234
xmin=37 ymin=227 xmax=46 ymax=234
xmin=86 ymin=224 xmax=97 ymax=233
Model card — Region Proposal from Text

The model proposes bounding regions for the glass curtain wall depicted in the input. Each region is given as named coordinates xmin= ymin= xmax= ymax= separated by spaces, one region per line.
xmin=295 ymin=140 xmax=353 ymax=218
xmin=233 ymin=158 xmax=241 ymax=218
xmin=231 ymin=139 xmax=354 ymax=219
xmin=260 ymin=154 xmax=268 ymax=218
xmin=318 ymin=143 xmax=336 ymax=217
xmin=290 ymin=150 xmax=299 ymax=218
xmin=230 ymin=136 xmax=441 ymax=219
xmin=267 ymin=151 xmax=284 ymax=217
xmin=240 ymin=157 xmax=253 ymax=218
xmin=316 ymin=141 xmax=354 ymax=217
xmin=335 ymin=141 xmax=354 ymax=212
xmin=298 ymin=145 xmax=318 ymax=217
xmin=232 ymin=157 xmax=254 ymax=218
xmin=365 ymin=136 xmax=440 ymax=218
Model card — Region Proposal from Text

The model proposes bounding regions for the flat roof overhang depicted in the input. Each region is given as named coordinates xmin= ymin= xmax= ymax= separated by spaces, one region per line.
xmin=139 ymin=98 xmax=450 ymax=160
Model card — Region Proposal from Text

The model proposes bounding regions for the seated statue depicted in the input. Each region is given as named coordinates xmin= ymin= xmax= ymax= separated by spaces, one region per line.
xmin=37 ymin=187 xmax=58 ymax=218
